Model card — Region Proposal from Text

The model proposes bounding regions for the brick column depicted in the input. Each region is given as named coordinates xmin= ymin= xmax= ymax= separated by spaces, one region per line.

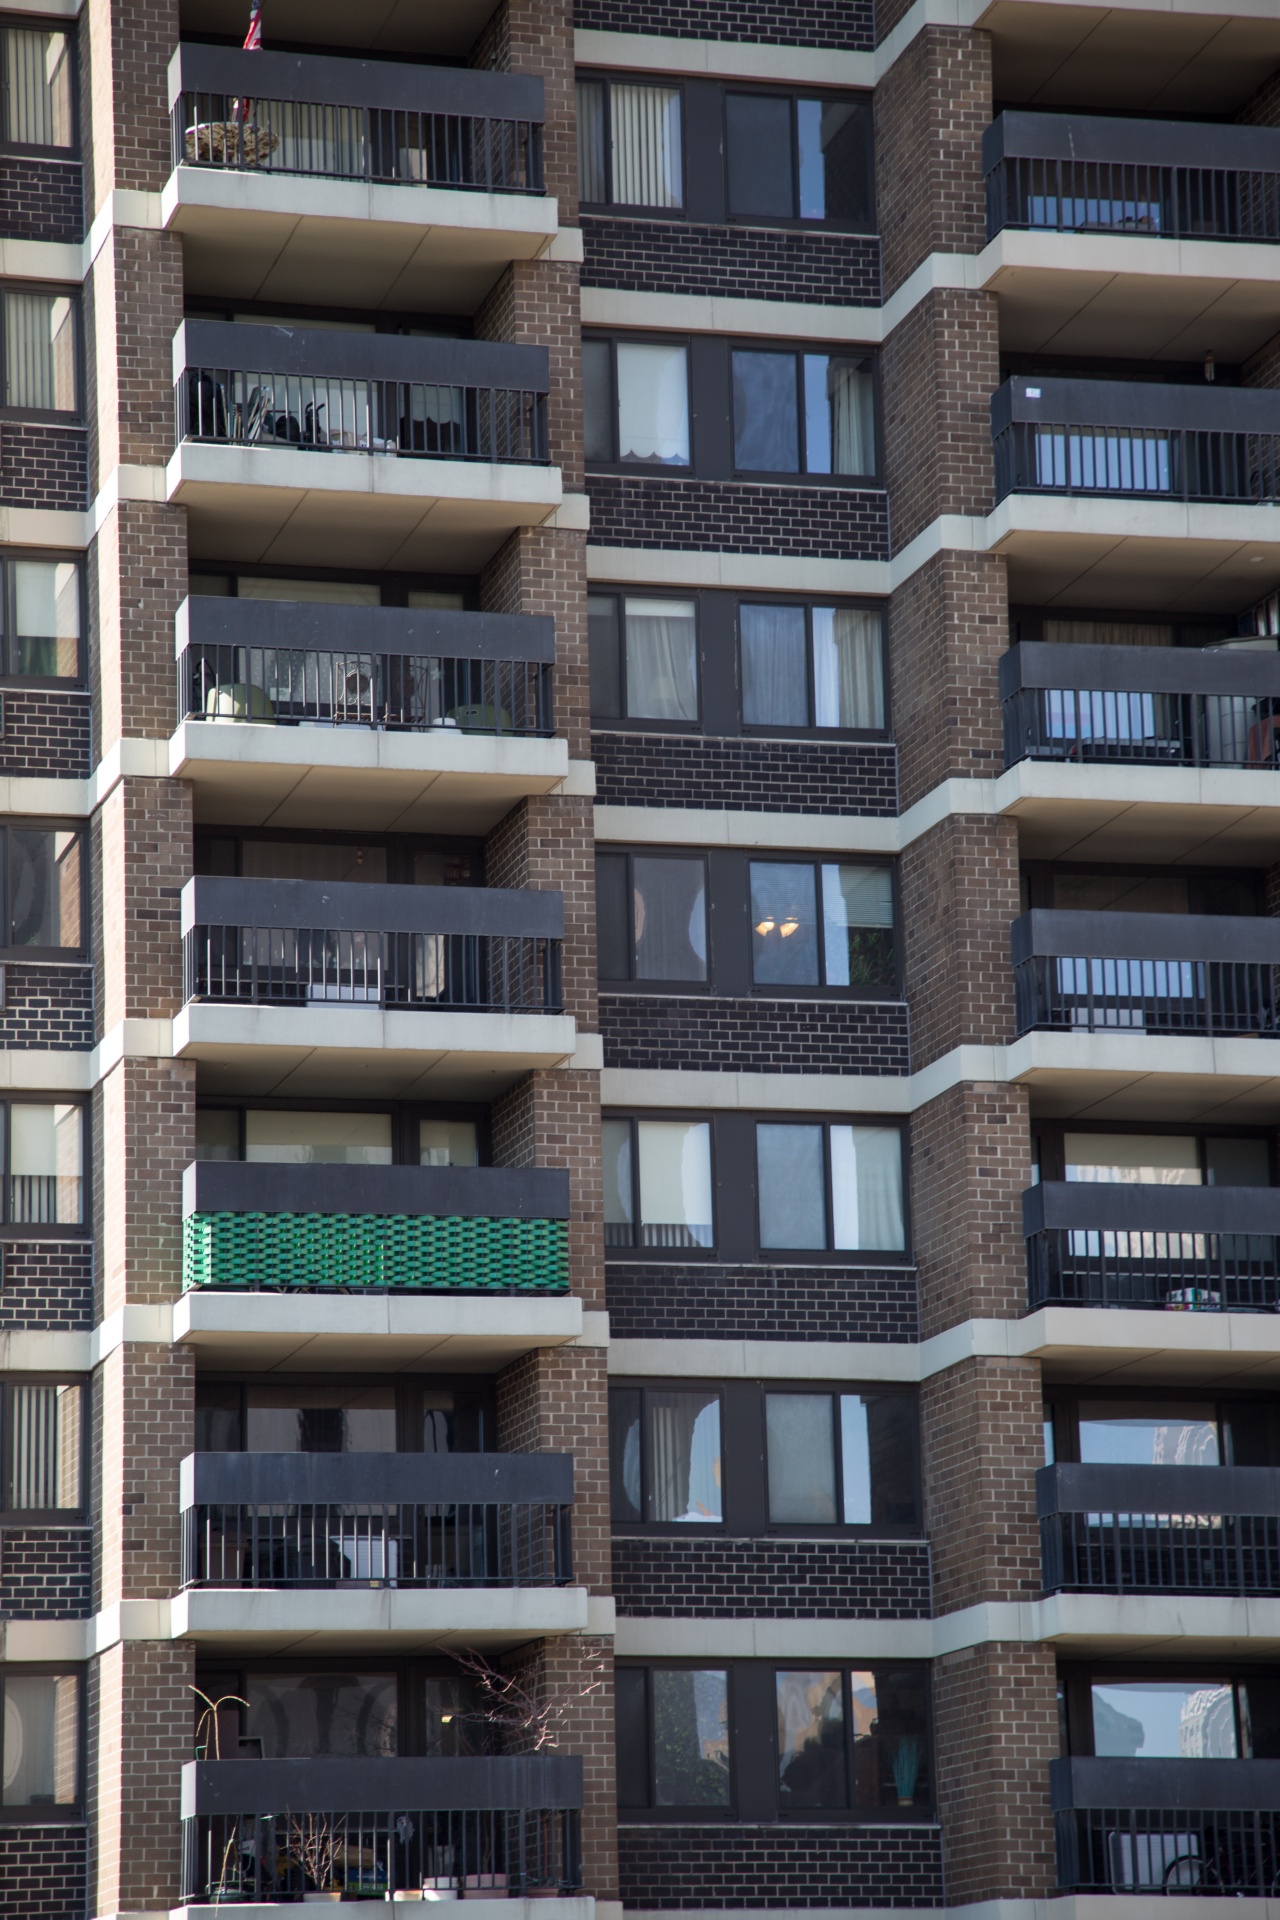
xmin=492 ymin=1072 xmax=603 ymax=1310
xmin=911 ymin=1080 xmax=1032 ymax=1337
xmin=932 ymin=1643 xmax=1059 ymax=1903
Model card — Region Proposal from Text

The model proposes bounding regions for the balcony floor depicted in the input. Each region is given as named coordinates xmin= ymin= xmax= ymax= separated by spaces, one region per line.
xmin=1006 ymin=1027 xmax=1280 ymax=1124
xmin=168 ymin=1583 xmax=603 ymax=1653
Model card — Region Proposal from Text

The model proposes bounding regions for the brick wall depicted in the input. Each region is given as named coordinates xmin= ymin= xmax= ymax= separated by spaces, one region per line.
xmin=91 ymin=1640 xmax=193 ymax=1914
xmin=0 ymin=966 xmax=93 ymax=1050
xmin=0 ymin=690 xmax=92 ymax=779
xmin=874 ymin=27 xmax=992 ymax=296
xmin=586 ymin=477 xmax=890 ymax=560
xmin=95 ymin=1342 xmax=192 ymax=1601
xmin=911 ymin=1082 xmax=1032 ymax=1336
xmin=95 ymin=777 xmax=190 ymax=1034
xmin=0 ymin=1527 xmax=92 ymax=1617
xmin=1236 ymin=68 xmax=1280 ymax=127
xmin=483 ymin=525 xmax=591 ymax=763
xmin=593 ymin=733 xmax=898 ymax=814
xmin=888 ymin=549 xmax=1008 ymax=810
xmin=506 ymin=0 xmax=578 ymax=219
xmin=899 ymin=814 xmax=1020 ymax=1069
xmin=601 ymin=993 xmax=909 ymax=1074
xmin=612 ymin=1536 xmax=931 ymax=1617
xmin=0 ymin=1241 xmax=93 ymax=1329
xmin=478 ymin=259 xmax=583 ymax=487
xmin=90 ymin=501 xmax=188 ymax=752
xmin=95 ymin=1059 xmax=195 ymax=1320
xmin=920 ymin=1356 xmax=1043 ymax=1615
xmin=931 ymin=1643 xmax=1058 ymax=1902
xmin=0 ymin=424 xmax=87 ymax=511
xmin=1244 ymin=330 xmax=1280 ymax=390
xmin=582 ymin=219 xmax=881 ymax=307
xmin=618 ymin=1823 xmax=943 ymax=1907
xmin=880 ymin=291 xmax=1000 ymax=550
xmin=83 ymin=0 xmax=178 ymax=202
xmin=0 ymin=156 xmax=84 ymax=243
xmin=607 ymin=1263 xmax=918 ymax=1342
xmin=491 ymin=1068 xmax=604 ymax=1309
xmin=0 ymin=1826 xmax=88 ymax=1920
xmin=485 ymin=794 xmax=598 ymax=1029
xmin=573 ymin=0 xmax=875 ymax=50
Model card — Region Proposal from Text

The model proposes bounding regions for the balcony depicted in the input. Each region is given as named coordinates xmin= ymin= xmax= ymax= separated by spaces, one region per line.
xmin=164 ymin=44 xmax=558 ymax=313
xmin=1024 ymin=1180 xmax=1280 ymax=1312
xmin=171 ymin=594 xmax=567 ymax=833
xmin=1052 ymin=1756 xmax=1280 ymax=1895
xmin=176 ymin=876 xmax=577 ymax=1098
xmin=181 ymin=1755 xmax=582 ymax=1905
xmin=182 ymin=1159 xmax=569 ymax=1297
xmin=1039 ymin=1462 xmax=1280 ymax=1596
xmin=168 ymin=322 xmax=561 ymax=574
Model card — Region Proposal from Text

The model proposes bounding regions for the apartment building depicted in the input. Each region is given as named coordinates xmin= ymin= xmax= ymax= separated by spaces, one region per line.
xmin=3 ymin=0 xmax=1280 ymax=1915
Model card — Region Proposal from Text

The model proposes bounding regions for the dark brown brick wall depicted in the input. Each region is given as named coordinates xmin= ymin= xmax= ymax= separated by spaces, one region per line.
xmin=619 ymin=1824 xmax=943 ymax=1908
xmin=601 ymin=993 xmax=910 ymax=1075
xmin=593 ymin=733 xmax=898 ymax=815
xmin=612 ymin=1536 xmax=931 ymax=1617
xmin=0 ymin=424 xmax=87 ymax=511
xmin=587 ymin=475 xmax=890 ymax=560
xmin=921 ymin=1356 xmax=1043 ymax=1614
xmin=0 ymin=156 xmax=84 ymax=242
xmin=0 ymin=1241 xmax=93 ymax=1328
xmin=0 ymin=689 xmax=92 ymax=779
xmin=0 ymin=965 xmax=93 ymax=1049
xmin=0 ymin=1526 xmax=92 ymax=1617
xmin=607 ymin=1262 xmax=918 ymax=1342
xmin=0 ymin=1827 xmax=88 ymax=1920
xmin=574 ymin=0 xmax=875 ymax=50
xmin=583 ymin=218 xmax=881 ymax=306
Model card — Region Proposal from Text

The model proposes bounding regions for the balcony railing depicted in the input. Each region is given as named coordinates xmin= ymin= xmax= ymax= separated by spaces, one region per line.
xmin=181 ymin=1756 xmax=582 ymax=1905
xmin=1052 ymin=1758 xmax=1280 ymax=1895
xmin=1024 ymin=1180 xmax=1280 ymax=1312
xmin=177 ymin=595 xmax=555 ymax=736
xmin=985 ymin=110 xmax=1280 ymax=245
xmin=1001 ymin=641 xmax=1280 ymax=770
xmin=182 ymin=1160 xmax=571 ymax=1296
xmin=180 ymin=1450 xmax=573 ymax=1589
xmin=175 ymin=322 xmax=549 ymax=465
xmin=1012 ymin=908 xmax=1280 ymax=1040
xmin=1039 ymin=1462 xmax=1280 ymax=1594
xmin=181 ymin=876 xmax=563 ymax=1015
xmin=992 ymin=377 xmax=1280 ymax=506
xmin=168 ymin=44 xmax=544 ymax=193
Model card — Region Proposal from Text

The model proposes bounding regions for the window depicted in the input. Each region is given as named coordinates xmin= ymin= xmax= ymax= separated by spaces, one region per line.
xmin=602 ymin=1116 xmax=713 ymax=1250
xmin=750 ymin=859 xmax=894 ymax=989
xmin=756 ymin=1123 xmax=904 ymax=1253
xmin=725 ymin=92 xmax=871 ymax=227
xmin=0 ymin=556 xmax=80 ymax=680
xmin=589 ymin=593 xmax=698 ymax=724
xmin=195 ymin=1106 xmax=482 ymax=1168
xmin=245 ymin=1670 xmax=398 ymax=1758
xmin=1 ymin=289 xmax=77 ymax=414
xmin=596 ymin=851 xmax=707 ymax=984
xmin=616 ymin=1667 xmax=731 ymax=1810
xmin=196 ymin=1377 xmax=488 ymax=1454
xmin=583 ymin=337 xmax=689 ymax=466
xmin=1 ymin=28 xmax=74 ymax=149
xmin=1 ymin=1102 xmax=84 ymax=1227
xmin=1045 ymin=1390 xmax=1280 ymax=1470
xmin=1 ymin=1380 xmax=81 ymax=1510
xmin=577 ymin=77 xmax=683 ymax=209
xmin=0 ymin=823 xmax=82 ymax=951
xmin=0 ymin=1671 xmax=79 ymax=1812
xmin=610 ymin=1385 xmax=723 ymax=1523
xmin=1033 ymin=1125 xmax=1273 ymax=1188
xmin=766 ymin=1390 xmax=912 ymax=1525
xmin=740 ymin=603 xmax=883 ymax=732
xmin=419 ymin=1120 xmax=478 ymax=1166
xmin=732 ymin=349 xmax=874 ymax=476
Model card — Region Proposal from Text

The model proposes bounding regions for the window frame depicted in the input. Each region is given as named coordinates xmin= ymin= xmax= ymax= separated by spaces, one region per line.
xmin=583 ymin=330 xmax=693 ymax=473
xmin=1059 ymin=1662 xmax=1275 ymax=1762
xmin=576 ymin=71 xmax=687 ymax=216
xmin=587 ymin=587 xmax=703 ymax=732
xmin=601 ymin=1110 xmax=718 ymax=1260
xmin=0 ymin=282 xmax=82 ymax=422
xmin=736 ymin=595 xmax=888 ymax=740
xmin=0 ymin=1375 xmax=85 ymax=1519
xmin=595 ymin=847 xmax=710 ymax=991
xmin=195 ymin=1372 xmax=494 ymax=1457
xmin=0 ymin=818 xmax=87 ymax=957
xmin=729 ymin=339 xmax=879 ymax=484
xmin=754 ymin=1118 xmax=907 ymax=1255
xmin=746 ymin=851 xmax=900 ymax=998
xmin=0 ymin=22 xmax=78 ymax=156
xmin=720 ymin=83 xmax=874 ymax=233
xmin=0 ymin=550 xmax=85 ymax=686
xmin=195 ymin=1656 xmax=506 ymax=1761
xmin=0 ymin=1096 xmax=88 ymax=1238
xmin=1044 ymin=1386 xmax=1280 ymax=1470
xmin=1031 ymin=1119 xmax=1276 ymax=1188
xmin=194 ymin=1098 xmax=490 ymax=1171
xmin=0 ymin=1664 xmax=83 ymax=1822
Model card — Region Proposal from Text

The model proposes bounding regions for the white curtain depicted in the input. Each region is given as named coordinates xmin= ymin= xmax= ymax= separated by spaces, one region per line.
xmin=611 ymin=83 xmax=682 ymax=208
xmin=741 ymin=603 xmax=807 ymax=727
xmin=831 ymin=1125 xmax=904 ymax=1251
xmin=624 ymin=596 xmax=697 ymax=720
xmin=4 ymin=291 xmax=75 ymax=411
xmin=616 ymin=342 xmax=689 ymax=464
xmin=813 ymin=608 xmax=883 ymax=728
xmin=4 ymin=29 xmax=72 ymax=147
xmin=638 ymin=1120 xmax=712 ymax=1247
xmin=829 ymin=359 xmax=875 ymax=475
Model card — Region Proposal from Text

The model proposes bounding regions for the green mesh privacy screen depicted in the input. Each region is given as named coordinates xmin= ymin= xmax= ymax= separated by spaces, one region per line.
xmin=184 ymin=1212 xmax=569 ymax=1293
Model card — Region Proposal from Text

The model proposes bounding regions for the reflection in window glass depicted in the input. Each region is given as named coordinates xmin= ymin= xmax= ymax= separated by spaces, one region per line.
xmin=3 ymin=29 xmax=74 ymax=148
xmin=648 ymin=1390 xmax=722 ymax=1523
xmin=752 ymin=862 xmax=819 ymax=985
xmin=1 ymin=1673 xmax=78 ymax=1806
xmin=195 ymin=1110 xmax=240 ymax=1161
xmin=653 ymin=1670 xmax=729 ymax=1804
xmin=10 ymin=829 xmax=81 ymax=948
xmin=616 ymin=343 xmax=689 ymax=465
xmin=733 ymin=352 xmax=799 ymax=472
xmin=822 ymin=865 xmax=894 ymax=988
xmin=1078 ymin=1402 xmax=1219 ymax=1468
xmin=235 ymin=577 xmax=381 ymax=605
xmin=1091 ymin=1681 xmax=1236 ymax=1759
xmin=246 ymin=1671 xmax=398 ymax=1758
xmin=10 ymin=561 xmax=79 ymax=678
xmin=244 ymin=1111 xmax=393 ymax=1165
xmin=767 ymin=1394 xmax=836 ymax=1523
xmin=9 ymin=1102 xmax=82 ymax=1225
xmin=797 ymin=100 xmax=864 ymax=222
xmin=840 ymin=1395 xmax=871 ymax=1525
xmin=1064 ymin=1134 xmax=1200 ymax=1185
xmin=1206 ymin=1138 xmax=1271 ymax=1186
xmin=633 ymin=857 xmax=707 ymax=982
xmin=423 ymin=1675 xmax=489 ymax=1755
xmin=243 ymin=1382 xmax=397 ymax=1454
xmin=602 ymin=1118 xmax=635 ymax=1248
xmin=419 ymin=1120 xmax=478 ymax=1166
xmin=637 ymin=1120 xmax=713 ymax=1249
xmin=758 ymin=1124 xmax=826 ymax=1249
xmin=4 ymin=1381 xmax=80 ymax=1508
xmin=3 ymin=291 xmax=76 ymax=411
xmin=777 ymin=1670 xmax=846 ymax=1809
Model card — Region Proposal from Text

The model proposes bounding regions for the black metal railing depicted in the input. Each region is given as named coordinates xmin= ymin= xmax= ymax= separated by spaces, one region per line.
xmin=1053 ymin=1759 xmax=1280 ymax=1896
xmin=169 ymin=45 xmax=544 ymax=192
xmin=1039 ymin=1463 xmax=1280 ymax=1595
xmin=181 ymin=876 xmax=564 ymax=1016
xmin=1001 ymin=641 xmax=1280 ymax=770
xmin=992 ymin=377 xmax=1280 ymax=506
xmin=1024 ymin=1181 xmax=1280 ymax=1312
xmin=1012 ymin=909 xmax=1280 ymax=1039
xmin=985 ymin=111 xmax=1280 ymax=244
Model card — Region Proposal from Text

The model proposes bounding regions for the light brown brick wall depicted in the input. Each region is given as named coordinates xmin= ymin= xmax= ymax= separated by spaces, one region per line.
xmin=932 ymin=1643 xmax=1059 ymax=1903
xmin=503 ymin=0 xmax=578 ymax=220
xmin=921 ymin=1355 xmax=1043 ymax=1613
xmin=911 ymin=1081 xmax=1032 ymax=1336
xmin=874 ymin=27 xmax=992 ymax=295
xmin=477 ymin=262 xmax=583 ymax=489
xmin=888 ymin=548 xmax=1009 ymax=808
xmin=900 ymin=813 xmax=1020 ymax=1067
xmin=90 ymin=502 xmax=189 ymax=751
xmin=83 ymin=0 xmax=178 ymax=208
xmin=94 ymin=776 xmax=190 ymax=1033
xmin=482 ymin=526 xmax=590 ymax=762
xmin=1236 ymin=67 xmax=1280 ymax=127
xmin=93 ymin=1641 xmax=195 ymax=1914
xmin=485 ymin=794 xmax=598 ymax=1030
xmin=881 ymin=290 xmax=1000 ymax=551
xmin=492 ymin=1069 xmax=604 ymax=1309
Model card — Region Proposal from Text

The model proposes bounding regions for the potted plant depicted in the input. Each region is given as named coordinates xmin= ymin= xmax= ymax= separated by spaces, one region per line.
xmin=891 ymin=1736 xmax=923 ymax=1808
xmin=289 ymin=1811 xmax=347 ymax=1901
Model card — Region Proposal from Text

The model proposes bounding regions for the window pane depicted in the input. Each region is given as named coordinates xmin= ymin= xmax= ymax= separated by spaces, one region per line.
xmin=648 ymin=1389 xmax=721 ymax=1522
xmin=196 ymin=1110 xmax=240 ymax=1161
xmin=595 ymin=853 xmax=631 ymax=982
xmin=757 ymin=1123 xmax=826 ymax=1250
xmin=11 ymin=561 xmax=79 ymax=678
xmin=616 ymin=343 xmax=689 ymax=465
xmin=726 ymin=93 xmax=794 ymax=217
xmin=243 ymin=1111 xmax=393 ymax=1165
xmin=1078 ymin=1400 xmax=1220 ymax=1467
xmin=751 ymin=861 xmax=818 ymax=985
xmin=419 ymin=1120 xmax=478 ymax=1167
xmin=1206 ymin=1137 xmax=1271 ymax=1185
xmin=246 ymin=1672 xmax=398 ymax=1758
xmin=741 ymin=603 xmax=808 ymax=728
xmin=637 ymin=1119 xmax=712 ymax=1248
xmin=813 ymin=608 xmax=883 ymax=730
xmin=588 ymin=594 xmax=622 ymax=718
xmin=6 ymin=1381 xmax=79 ymax=1508
xmin=244 ymin=1382 xmax=396 ymax=1453
xmin=240 ymin=838 xmax=388 ymax=884
xmin=1243 ymin=1678 xmax=1280 ymax=1760
xmin=805 ymin=355 xmax=874 ymax=475
xmin=235 ymin=578 xmax=380 ymax=605
xmin=839 ymin=1394 xmax=871 ymax=1525
xmin=10 ymin=829 xmax=80 ymax=948
xmin=576 ymin=79 xmax=607 ymax=203
xmin=422 ymin=1388 xmax=485 ymax=1454
xmin=777 ymin=1671 xmax=847 ymax=1809
xmin=733 ymin=351 xmax=799 ymax=472
xmin=601 ymin=1117 xmax=635 ymax=1248
xmin=2 ymin=1673 xmax=77 ymax=1805
xmin=610 ymin=83 xmax=682 ymax=208
xmin=582 ymin=339 xmax=613 ymax=463
xmin=653 ymin=1670 xmax=729 ymax=1805
xmin=610 ymin=1387 xmax=643 ymax=1523
xmin=798 ymin=100 xmax=868 ymax=224
xmin=10 ymin=1102 xmax=81 ymax=1225
xmin=196 ymin=1380 xmax=242 ymax=1452
xmin=4 ymin=292 xmax=75 ymax=411
xmin=1091 ymin=1681 xmax=1236 ymax=1759
xmin=625 ymin=596 xmax=697 ymax=722
xmin=423 ymin=1674 xmax=488 ymax=1756
xmin=615 ymin=1668 xmax=650 ymax=1807
xmin=866 ymin=1395 xmax=919 ymax=1526
xmin=632 ymin=856 xmax=707 ymax=981
xmin=767 ymin=1393 xmax=836 ymax=1522
xmin=1064 ymin=1133 xmax=1201 ymax=1184
xmin=864 ymin=1666 xmax=930 ymax=1809
xmin=830 ymin=1125 xmax=904 ymax=1251
xmin=821 ymin=863 xmax=894 ymax=988
xmin=5 ymin=30 xmax=74 ymax=147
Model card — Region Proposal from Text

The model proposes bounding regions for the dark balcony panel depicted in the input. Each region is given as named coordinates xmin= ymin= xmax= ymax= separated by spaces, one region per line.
xmin=1052 ymin=1756 xmax=1280 ymax=1896
xmin=169 ymin=44 xmax=544 ymax=193
xmin=1001 ymin=640 xmax=1280 ymax=771
xmin=180 ymin=1450 xmax=573 ymax=1590
xmin=1024 ymin=1178 xmax=1280 ymax=1312
xmin=175 ymin=322 xmax=550 ymax=465
xmin=181 ymin=1755 xmax=582 ymax=1904
xmin=992 ymin=376 xmax=1280 ymax=506
xmin=1012 ymin=907 xmax=1280 ymax=1042
xmin=178 ymin=594 xmax=554 ymax=735
xmin=180 ymin=874 xmax=563 ymax=1016
xmin=985 ymin=110 xmax=1280 ymax=245
xmin=1039 ymin=1461 xmax=1280 ymax=1595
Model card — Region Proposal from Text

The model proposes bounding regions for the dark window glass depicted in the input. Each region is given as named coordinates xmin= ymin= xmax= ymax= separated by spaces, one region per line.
xmin=8 ymin=827 xmax=81 ymax=949
xmin=765 ymin=1390 xmax=918 ymax=1527
xmin=242 ymin=1383 xmax=397 ymax=1453
xmin=597 ymin=852 xmax=708 ymax=983
xmin=3 ymin=559 xmax=80 ymax=679
xmin=423 ymin=1674 xmax=489 ymax=1755
xmin=741 ymin=604 xmax=808 ymax=727
xmin=726 ymin=94 xmax=794 ymax=218
xmin=610 ymin=1386 xmax=643 ymax=1524
xmin=865 ymin=1666 xmax=931 ymax=1809
xmin=654 ymin=1669 xmax=730 ymax=1806
xmin=733 ymin=351 xmax=800 ymax=472
xmin=588 ymin=594 xmax=622 ymax=717
xmin=195 ymin=1382 xmax=242 ymax=1452
xmin=595 ymin=854 xmax=631 ymax=982
xmin=750 ymin=860 xmax=894 ymax=989
xmin=245 ymin=1671 xmax=397 ymax=1758
xmin=0 ymin=1672 xmax=78 ymax=1807
xmin=726 ymin=92 xmax=870 ymax=225
xmin=798 ymin=100 xmax=868 ymax=224
xmin=583 ymin=338 xmax=613 ymax=463
xmin=776 ymin=1670 xmax=846 ymax=1809
xmin=732 ymin=349 xmax=874 ymax=474
xmin=615 ymin=1667 xmax=651 ymax=1808
xmin=741 ymin=603 xmax=885 ymax=732
xmin=1244 ymin=1677 xmax=1280 ymax=1759
xmin=422 ymin=1390 xmax=485 ymax=1453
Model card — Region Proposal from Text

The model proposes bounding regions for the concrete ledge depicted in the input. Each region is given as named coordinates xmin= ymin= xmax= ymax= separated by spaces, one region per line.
xmin=154 ymin=1902 xmax=600 ymax=1920
xmin=170 ymin=1584 xmax=599 ymax=1652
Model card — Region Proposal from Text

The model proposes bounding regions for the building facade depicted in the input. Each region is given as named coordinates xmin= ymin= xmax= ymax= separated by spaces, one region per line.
xmin=2 ymin=0 xmax=1280 ymax=1914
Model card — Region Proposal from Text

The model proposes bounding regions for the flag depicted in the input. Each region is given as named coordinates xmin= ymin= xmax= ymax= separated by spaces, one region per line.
xmin=243 ymin=0 xmax=262 ymax=50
